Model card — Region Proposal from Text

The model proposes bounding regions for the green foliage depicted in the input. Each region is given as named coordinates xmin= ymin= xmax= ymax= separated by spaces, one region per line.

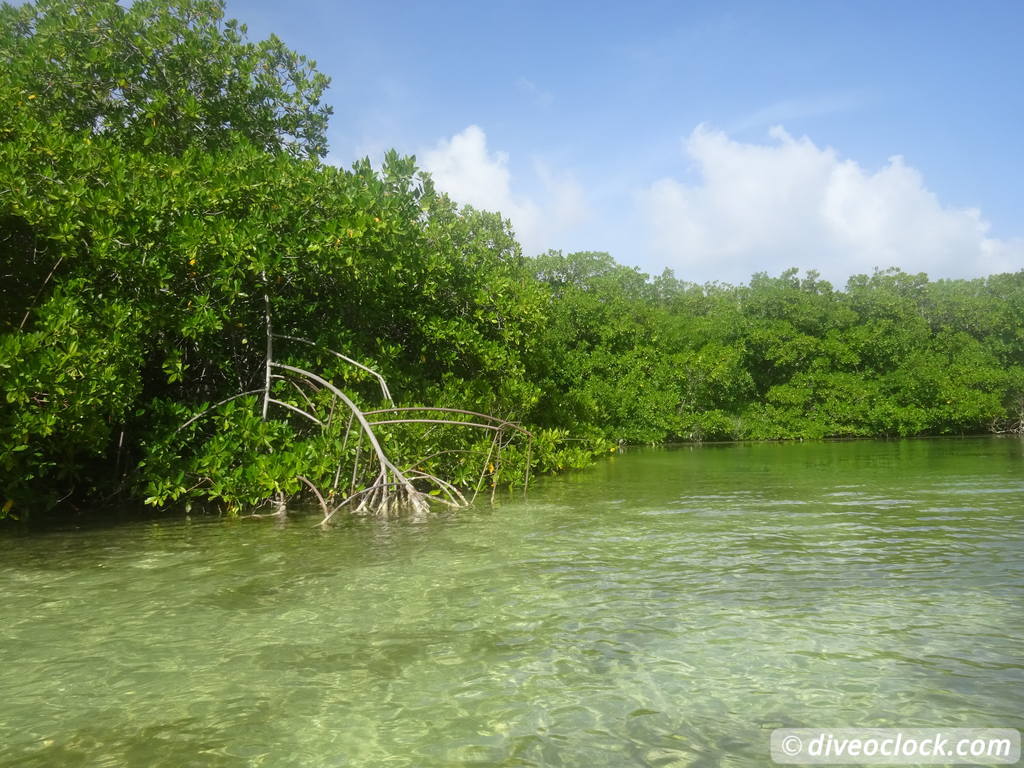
xmin=0 ymin=0 xmax=553 ymax=518
xmin=1 ymin=0 xmax=331 ymax=158
xmin=523 ymin=255 xmax=1024 ymax=447
xmin=2 ymin=0 xmax=1022 ymax=522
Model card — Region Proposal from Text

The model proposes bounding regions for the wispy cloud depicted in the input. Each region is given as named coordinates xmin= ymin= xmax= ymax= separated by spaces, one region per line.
xmin=514 ymin=77 xmax=554 ymax=107
xmin=637 ymin=124 xmax=1022 ymax=285
xmin=729 ymin=92 xmax=867 ymax=134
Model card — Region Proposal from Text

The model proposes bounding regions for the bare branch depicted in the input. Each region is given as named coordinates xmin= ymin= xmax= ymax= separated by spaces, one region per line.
xmin=268 ymin=398 xmax=323 ymax=426
xmin=471 ymin=432 xmax=500 ymax=505
xmin=523 ymin=438 xmax=533 ymax=494
xmin=273 ymin=374 xmax=316 ymax=412
xmin=274 ymin=334 xmax=393 ymax=404
xmin=272 ymin=362 xmax=391 ymax=472
xmin=405 ymin=469 xmax=468 ymax=507
xmin=402 ymin=448 xmax=489 ymax=471
xmin=174 ymin=331 xmax=530 ymax=519
xmin=367 ymin=418 xmax=505 ymax=431
xmin=176 ymin=389 xmax=262 ymax=433
xmin=364 ymin=406 xmax=532 ymax=436
xmin=296 ymin=475 xmax=330 ymax=519
xmin=18 ymin=252 xmax=63 ymax=331
xmin=262 ymin=284 xmax=272 ymax=420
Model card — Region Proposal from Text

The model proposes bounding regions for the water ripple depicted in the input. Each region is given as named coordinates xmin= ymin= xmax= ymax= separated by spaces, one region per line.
xmin=1 ymin=438 xmax=1022 ymax=766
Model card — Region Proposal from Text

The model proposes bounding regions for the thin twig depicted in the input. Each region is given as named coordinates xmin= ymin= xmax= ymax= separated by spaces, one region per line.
xmin=471 ymin=432 xmax=501 ymax=505
xmin=348 ymin=437 xmax=362 ymax=496
xmin=405 ymin=469 xmax=468 ymax=507
xmin=491 ymin=441 xmax=501 ymax=503
xmin=18 ymin=252 xmax=62 ymax=331
xmin=341 ymin=411 xmax=355 ymax=453
xmin=364 ymin=406 xmax=532 ymax=436
xmin=296 ymin=475 xmax=330 ymax=519
xmin=402 ymin=448 xmax=489 ymax=472
xmin=268 ymin=398 xmax=323 ymax=426
xmin=523 ymin=438 xmax=533 ymax=495
xmin=274 ymin=374 xmax=316 ymax=413
xmin=262 ymin=282 xmax=272 ymax=420
xmin=333 ymin=421 xmax=356 ymax=494
xmin=176 ymin=389 xmax=262 ymax=433
xmin=368 ymin=418 xmax=505 ymax=431
xmin=274 ymin=334 xmax=394 ymax=404
xmin=272 ymin=362 xmax=392 ymax=472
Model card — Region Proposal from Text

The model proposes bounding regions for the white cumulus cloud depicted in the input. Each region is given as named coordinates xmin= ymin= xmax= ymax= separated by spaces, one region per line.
xmin=421 ymin=125 xmax=587 ymax=257
xmin=638 ymin=125 xmax=1022 ymax=286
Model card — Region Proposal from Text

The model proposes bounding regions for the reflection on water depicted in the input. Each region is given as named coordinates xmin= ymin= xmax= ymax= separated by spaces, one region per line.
xmin=1 ymin=438 xmax=1022 ymax=766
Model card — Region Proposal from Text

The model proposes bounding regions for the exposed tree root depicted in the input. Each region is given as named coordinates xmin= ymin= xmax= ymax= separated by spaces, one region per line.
xmin=177 ymin=299 xmax=534 ymax=521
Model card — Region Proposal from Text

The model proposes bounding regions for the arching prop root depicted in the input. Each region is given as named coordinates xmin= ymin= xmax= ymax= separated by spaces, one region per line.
xmin=176 ymin=321 xmax=533 ymax=522
xmin=990 ymin=395 xmax=1024 ymax=435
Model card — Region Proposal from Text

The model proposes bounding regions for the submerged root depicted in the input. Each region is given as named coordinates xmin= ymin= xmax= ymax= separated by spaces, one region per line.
xmin=320 ymin=474 xmax=431 ymax=525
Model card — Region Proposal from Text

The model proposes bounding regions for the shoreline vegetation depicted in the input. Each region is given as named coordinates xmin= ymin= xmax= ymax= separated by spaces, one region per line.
xmin=3 ymin=0 xmax=1023 ymax=523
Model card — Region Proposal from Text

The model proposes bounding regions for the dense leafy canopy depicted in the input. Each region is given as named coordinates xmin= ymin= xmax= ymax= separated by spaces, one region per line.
xmin=1 ymin=0 xmax=331 ymax=157
xmin=527 ymin=257 xmax=1024 ymax=443
xmin=2 ymin=0 xmax=1022 ymax=521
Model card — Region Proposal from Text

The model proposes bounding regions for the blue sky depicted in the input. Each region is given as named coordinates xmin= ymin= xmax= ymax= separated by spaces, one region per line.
xmin=225 ymin=0 xmax=1023 ymax=286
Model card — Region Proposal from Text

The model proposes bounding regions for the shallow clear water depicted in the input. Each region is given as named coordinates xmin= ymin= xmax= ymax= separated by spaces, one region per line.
xmin=1 ymin=438 xmax=1022 ymax=767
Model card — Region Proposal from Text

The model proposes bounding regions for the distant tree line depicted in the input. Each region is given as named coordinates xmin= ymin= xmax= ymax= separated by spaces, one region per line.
xmin=526 ymin=252 xmax=1024 ymax=444
xmin=2 ymin=0 xmax=1021 ymax=520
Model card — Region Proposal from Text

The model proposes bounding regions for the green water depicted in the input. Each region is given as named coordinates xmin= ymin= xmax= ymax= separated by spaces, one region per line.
xmin=1 ymin=438 xmax=1022 ymax=767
